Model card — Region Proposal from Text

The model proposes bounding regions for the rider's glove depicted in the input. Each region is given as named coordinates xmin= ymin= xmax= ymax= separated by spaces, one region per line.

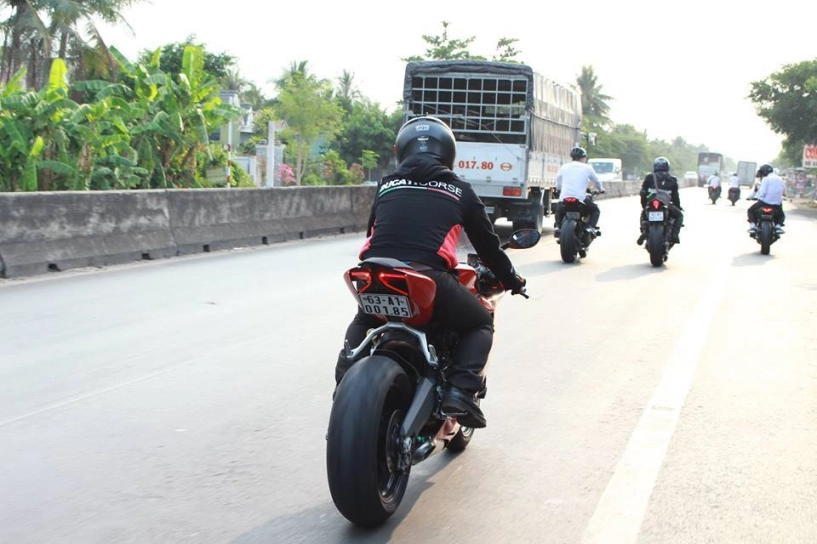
xmin=509 ymin=273 xmax=527 ymax=295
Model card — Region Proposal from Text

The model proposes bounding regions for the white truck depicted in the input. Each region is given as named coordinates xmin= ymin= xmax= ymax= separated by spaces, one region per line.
xmin=736 ymin=161 xmax=757 ymax=186
xmin=401 ymin=60 xmax=583 ymax=232
xmin=588 ymin=158 xmax=623 ymax=182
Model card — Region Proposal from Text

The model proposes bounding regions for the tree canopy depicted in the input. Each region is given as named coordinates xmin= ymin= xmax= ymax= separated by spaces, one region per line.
xmin=749 ymin=58 xmax=817 ymax=166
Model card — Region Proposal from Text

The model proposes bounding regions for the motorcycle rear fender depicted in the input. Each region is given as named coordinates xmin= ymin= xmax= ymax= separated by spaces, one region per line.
xmin=565 ymin=211 xmax=581 ymax=220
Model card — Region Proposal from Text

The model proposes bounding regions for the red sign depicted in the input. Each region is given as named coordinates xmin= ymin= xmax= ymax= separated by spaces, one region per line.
xmin=804 ymin=145 xmax=817 ymax=168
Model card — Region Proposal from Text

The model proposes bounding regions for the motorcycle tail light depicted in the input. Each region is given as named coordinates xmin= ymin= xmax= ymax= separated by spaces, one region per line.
xmin=652 ymin=200 xmax=661 ymax=209
xmin=378 ymin=271 xmax=410 ymax=296
xmin=348 ymin=270 xmax=371 ymax=292
xmin=762 ymin=207 xmax=772 ymax=213
xmin=564 ymin=197 xmax=579 ymax=203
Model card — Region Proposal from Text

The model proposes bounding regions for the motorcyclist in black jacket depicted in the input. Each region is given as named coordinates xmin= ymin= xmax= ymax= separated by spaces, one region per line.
xmin=333 ymin=116 xmax=527 ymax=429
xmin=637 ymin=157 xmax=684 ymax=245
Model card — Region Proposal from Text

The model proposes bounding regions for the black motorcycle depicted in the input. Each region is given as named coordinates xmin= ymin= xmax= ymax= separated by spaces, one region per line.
xmin=326 ymin=229 xmax=541 ymax=527
xmin=557 ymin=192 xmax=600 ymax=263
xmin=753 ymin=205 xmax=782 ymax=255
xmin=708 ymin=185 xmax=721 ymax=204
xmin=728 ymin=186 xmax=741 ymax=205
xmin=640 ymin=195 xmax=677 ymax=267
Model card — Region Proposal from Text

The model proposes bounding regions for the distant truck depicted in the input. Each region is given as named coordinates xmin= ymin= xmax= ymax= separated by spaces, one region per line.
xmin=588 ymin=158 xmax=623 ymax=182
xmin=736 ymin=161 xmax=757 ymax=186
xmin=401 ymin=60 xmax=582 ymax=232
xmin=697 ymin=152 xmax=724 ymax=187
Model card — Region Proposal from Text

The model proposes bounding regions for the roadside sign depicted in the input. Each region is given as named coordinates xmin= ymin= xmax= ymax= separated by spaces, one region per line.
xmin=803 ymin=145 xmax=817 ymax=168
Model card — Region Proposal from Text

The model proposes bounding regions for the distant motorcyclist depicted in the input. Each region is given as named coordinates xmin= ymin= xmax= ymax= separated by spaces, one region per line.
xmin=728 ymin=172 xmax=742 ymax=202
xmin=747 ymin=164 xmax=786 ymax=235
xmin=707 ymin=172 xmax=722 ymax=201
xmin=729 ymin=172 xmax=741 ymax=189
xmin=554 ymin=147 xmax=605 ymax=237
xmin=638 ymin=156 xmax=684 ymax=245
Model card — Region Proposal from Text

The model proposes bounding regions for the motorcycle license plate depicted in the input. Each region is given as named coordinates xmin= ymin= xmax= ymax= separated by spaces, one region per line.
xmin=648 ymin=211 xmax=664 ymax=221
xmin=358 ymin=293 xmax=411 ymax=318
xmin=566 ymin=212 xmax=581 ymax=219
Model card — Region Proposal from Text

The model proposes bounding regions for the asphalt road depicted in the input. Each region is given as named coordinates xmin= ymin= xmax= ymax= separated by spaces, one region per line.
xmin=1 ymin=188 xmax=815 ymax=543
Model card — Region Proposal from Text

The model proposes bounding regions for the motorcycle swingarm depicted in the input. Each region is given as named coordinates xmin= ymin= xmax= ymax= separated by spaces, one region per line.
xmin=400 ymin=376 xmax=437 ymax=440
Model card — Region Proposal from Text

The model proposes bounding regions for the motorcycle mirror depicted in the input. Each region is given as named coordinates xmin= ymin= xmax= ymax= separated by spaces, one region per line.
xmin=503 ymin=229 xmax=541 ymax=250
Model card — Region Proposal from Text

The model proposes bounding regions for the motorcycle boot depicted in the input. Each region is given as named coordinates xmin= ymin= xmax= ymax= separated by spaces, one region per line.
xmin=442 ymin=386 xmax=487 ymax=428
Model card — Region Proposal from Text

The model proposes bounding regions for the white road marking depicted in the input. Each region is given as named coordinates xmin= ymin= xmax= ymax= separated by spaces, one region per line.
xmin=581 ymin=256 xmax=730 ymax=544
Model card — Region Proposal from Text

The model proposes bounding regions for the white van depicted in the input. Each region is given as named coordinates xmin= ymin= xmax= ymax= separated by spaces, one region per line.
xmin=588 ymin=158 xmax=623 ymax=182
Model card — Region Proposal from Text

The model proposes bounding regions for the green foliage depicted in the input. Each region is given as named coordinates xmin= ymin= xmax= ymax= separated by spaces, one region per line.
xmin=319 ymin=150 xmax=353 ymax=185
xmin=749 ymin=58 xmax=817 ymax=165
xmin=336 ymin=100 xmax=396 ymax=174
xmin=0 ymin=45 xmax=241 ymax=192
xmin=138 ymin=36 xmax=237 ymax=83
xmin=577 ymin=65 xmax=612 ymax=129
xmin=402 ymin=21 xmax=520 ymax=62
xmin=275 ymin=62 xmax=345 ymax=184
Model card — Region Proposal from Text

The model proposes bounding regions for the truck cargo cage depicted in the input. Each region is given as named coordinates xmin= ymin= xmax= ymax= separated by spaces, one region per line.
xmin=406 ymin=72 xmax=528 ymax=144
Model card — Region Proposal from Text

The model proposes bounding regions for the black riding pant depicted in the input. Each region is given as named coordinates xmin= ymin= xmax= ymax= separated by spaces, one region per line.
xmin=555 ymin=197 xmax=600 ymax=229
xmin=747 ymin=201 xmax=785 ymax=225
xmin=335 ymin=268 xmax=494 ymax=392
xmin=640 ymin=202 xmax=683 ymax=238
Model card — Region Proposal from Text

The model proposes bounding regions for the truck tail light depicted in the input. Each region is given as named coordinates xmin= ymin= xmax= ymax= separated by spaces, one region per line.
xmin=503 ymin=186 xmax=522 ymax=197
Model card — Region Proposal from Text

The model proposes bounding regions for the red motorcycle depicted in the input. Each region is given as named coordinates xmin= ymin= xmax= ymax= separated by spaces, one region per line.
xmin=326 ymin=229 xmax=540 ymax=527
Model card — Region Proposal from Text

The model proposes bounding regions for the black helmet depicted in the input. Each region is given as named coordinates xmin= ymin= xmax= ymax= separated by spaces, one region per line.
xmin=395 ymin=116 xmax=456 ymax=168
xmin=756 ymin=164 xmax=774 ymax=178
xmin=653 ymin=156 xmax=670 ymax=172
xmin=570 ymin=146 xmax=587 ymax=160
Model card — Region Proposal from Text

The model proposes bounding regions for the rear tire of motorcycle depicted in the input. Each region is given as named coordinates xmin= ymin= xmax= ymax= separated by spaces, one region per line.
xmin=446 ymin=426 xmax=475 ymax=453
xmin=648 ymin=225 xmax=665 ymax=267
xmin=326 ymin=355 xmax=413 ymax=527
xmin=760 ymin=221 xmax=772 ymax=255
xmin=560 ymin=219 xmax=577 ymax=263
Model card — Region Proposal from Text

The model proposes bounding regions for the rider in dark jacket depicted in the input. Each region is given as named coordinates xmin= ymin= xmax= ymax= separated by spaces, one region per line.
xmin=333 ymin=116 xmax=526 ymax=428
xmin=638 ymin=157 xmax=684 ymax=245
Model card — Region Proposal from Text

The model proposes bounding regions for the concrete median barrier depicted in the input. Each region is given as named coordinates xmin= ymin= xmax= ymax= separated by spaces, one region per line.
xmin=0 ymin=186 xmax=377 ymax=278
xmin=2 ymin=181 xmax=691 ymax=279
xmin=0 ymin=191 xmax=176 ymax=278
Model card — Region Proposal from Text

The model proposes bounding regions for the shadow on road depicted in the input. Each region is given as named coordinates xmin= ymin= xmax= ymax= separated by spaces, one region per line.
xmin=595 ymin=263 xmax=668 ymax=282
xmin=233 ymin=453 xmax=459 ymax=544
xmin=732 ymin=252 xmax=776 ymax=267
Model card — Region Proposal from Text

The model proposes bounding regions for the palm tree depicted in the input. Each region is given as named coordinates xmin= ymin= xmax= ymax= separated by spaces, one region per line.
xmin=336 ymin=69 xmax=360 ymax=114
xmin=576 ymin=65 xmax=612 ymax=127
xmin=0 ymin=0 xmax=142 ymax=87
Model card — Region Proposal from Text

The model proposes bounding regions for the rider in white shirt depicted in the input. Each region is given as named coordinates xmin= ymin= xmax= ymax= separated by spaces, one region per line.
xmin=706 ymin=172 xmax=722 ymax=202
xmin=729 ymin=173 xmax=740 ymax=188
xmin=554 ymin=146 xmax=605 ymax=236
xmin=747 ymin=164 xmax=786 ymax=234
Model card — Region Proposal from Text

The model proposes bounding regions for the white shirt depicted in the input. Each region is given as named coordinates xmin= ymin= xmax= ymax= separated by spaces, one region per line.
xmin=757 ymin=173 xmax=786 ymax=205
xmin=707 ymin=175 xmax=721 ymax=188
xmin=729 ymin=175 xmax=740 ymax=188
xmin=556 ymin=161 xmax=603 ymax=201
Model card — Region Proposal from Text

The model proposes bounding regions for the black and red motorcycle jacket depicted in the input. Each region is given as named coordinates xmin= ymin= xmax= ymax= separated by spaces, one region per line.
xmin=640 ymin=172 xmax=681 ymax=209
xmin=359 ymin=155 xmax=521 ymax=291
